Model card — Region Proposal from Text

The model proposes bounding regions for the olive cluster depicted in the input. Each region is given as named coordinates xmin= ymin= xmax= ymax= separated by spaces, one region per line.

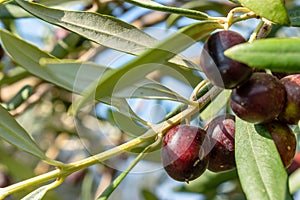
xmin=200 ymin=30 xmax=298 ymax=171
xmin=161 ymin=30 xmax=297 ymax=182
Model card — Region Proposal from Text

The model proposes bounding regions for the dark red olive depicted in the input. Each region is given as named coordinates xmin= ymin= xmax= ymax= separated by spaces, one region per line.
xmin=264 ymin=121 xmax=296 ymax=168
xmin=206 ymin=114 xmax=236 ymax=172
xmin=161 ymin=125 xmax=209 ymax=182
xmin=200 ymin=30 xmax=253 ymax=89
xmin=230 ymin=73 xmax=286 ymax=124
xmin=278 ymin=74 xmax=300 ymax=125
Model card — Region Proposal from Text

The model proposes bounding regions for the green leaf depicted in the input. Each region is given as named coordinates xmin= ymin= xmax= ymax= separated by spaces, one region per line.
xmin=0 ymin=144 xmax=35 ymax=180
xmin=21 ymin=185 xmax=50 ymax=200
xmin=14 ymin=0 xmax=155 ymax=55
xmin=235 ymin=118 xmax=291 ymax=200
xmin=114 ymin=79 xmax=192 ymax=104
xmin=0 ymin=29 xmax=109 ymax=96
xmin=238 ymin=0 xmax=290 ymax=25
xmin=123 ymin=0 xmax=209 ymax=20
xmin=0 ymin=105 xmax=46 ymax=159
xmin=224 ymin=38 xmax=300 ymax=72
xmin=108 ymin=110 xmax=147 ymax=137
xmin=42 ymin=60 xmax=110 ymax=95
xmin=94 ymin=21 xmax=221 ymax=100
xmin=0 ymin=2 xmax=32 ymax=18
xmin=109 ymin=98 xmax=148 ymax=125
xmin=0 ymin=29 xmax=57 ymax=77
xmin=166 ymin=1 xmax=233 ymax=27
xmin=71 ymin=21 xmax=220 ymax=113
xmin=21 ymin=180 xmax=61 ymax=200
xmin=15 ymin=0 xmax=193 ymax=69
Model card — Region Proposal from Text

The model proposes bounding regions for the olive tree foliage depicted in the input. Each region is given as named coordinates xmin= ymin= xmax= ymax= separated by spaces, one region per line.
xmin=0 ymin=0 xmax=299 ymax=199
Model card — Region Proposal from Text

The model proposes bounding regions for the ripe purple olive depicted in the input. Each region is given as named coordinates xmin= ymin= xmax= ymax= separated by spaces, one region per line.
xmin=161 ymin=125 xmax=209 ymax=182
xmin=230 ymin=72 xmax=286 ymax=124
xmin=206 ymin=114 xmax=236 ymax=172
xmin=264 ymin=121 xmax=296 ymax=168
xmin=200 ymin=30 xmax=253 ymax=89
xmin=278 ymin=74 xmax=300 ymax=125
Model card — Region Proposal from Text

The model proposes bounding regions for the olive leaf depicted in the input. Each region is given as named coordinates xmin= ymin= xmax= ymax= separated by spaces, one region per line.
xmin=225 ymin=38 xmax=300 ymax=72
xmin=123 ymin=0 xmax=209 ymax=20
xmin=166 ymin=1 xmax=233 ymax=28
xmin=0 ymin=105 xmax=46 ymax=159
xmin=93 ymin=21 xmax=221 ymax=100
xmin=0 ymin=2 xmax=32 ymax=18
xmin=235 ymin=118 xmax=292 ymax=200
xmin=21 ymin=180 xmax=61 ymax=200
xmin=14 ymin=0 xmax=193 ymax=69
xmin=71 ymin=21 xmax=221 ymax=113
xmin=238 ymin=0 xmax=290 ymax=25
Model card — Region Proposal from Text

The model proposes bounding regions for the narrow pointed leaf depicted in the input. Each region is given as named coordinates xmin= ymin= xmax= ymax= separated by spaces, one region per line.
xmin=0 ymin=105 xmax=46 ymax=159
xmin=166 ymin=1 xmax=233 ymax=27
xmin=94 ymin=21 xmax=221 ymax=100
xmin=21 ymin=185 xmax=49 ymax=200
xmin=21 ymin=182 xmax=56 ymax=200
xmin=14 ymin=0 xmax=155 ymax=55
xmin=114 ymin=79 xmax=191 ymax=104
xmin=238 ymin=0 xmax=290 ymax=25
xmin=123 ymin=0 xmax=208 ymax=20
xmin=0 ymin=29 xmax=109 ymax=97
xmin=71 ymin=21 xmax=220 ymax=113
xmin=225 ymin=38 xmax=300 ymax=72
xmin=235 ymin=118 xmax=291 ymax=200
xmin=110 ymin=97 xmax=148 ymax=125
xmin=109 ymin=110 xmax=147 ymax=137
xmin=0 ymin=30 xmax=148 ymax=125
xmin=0 ymin=2 xmax=32 ymax=18
xmin=15 ymin=0 xmax=194 ymax=69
